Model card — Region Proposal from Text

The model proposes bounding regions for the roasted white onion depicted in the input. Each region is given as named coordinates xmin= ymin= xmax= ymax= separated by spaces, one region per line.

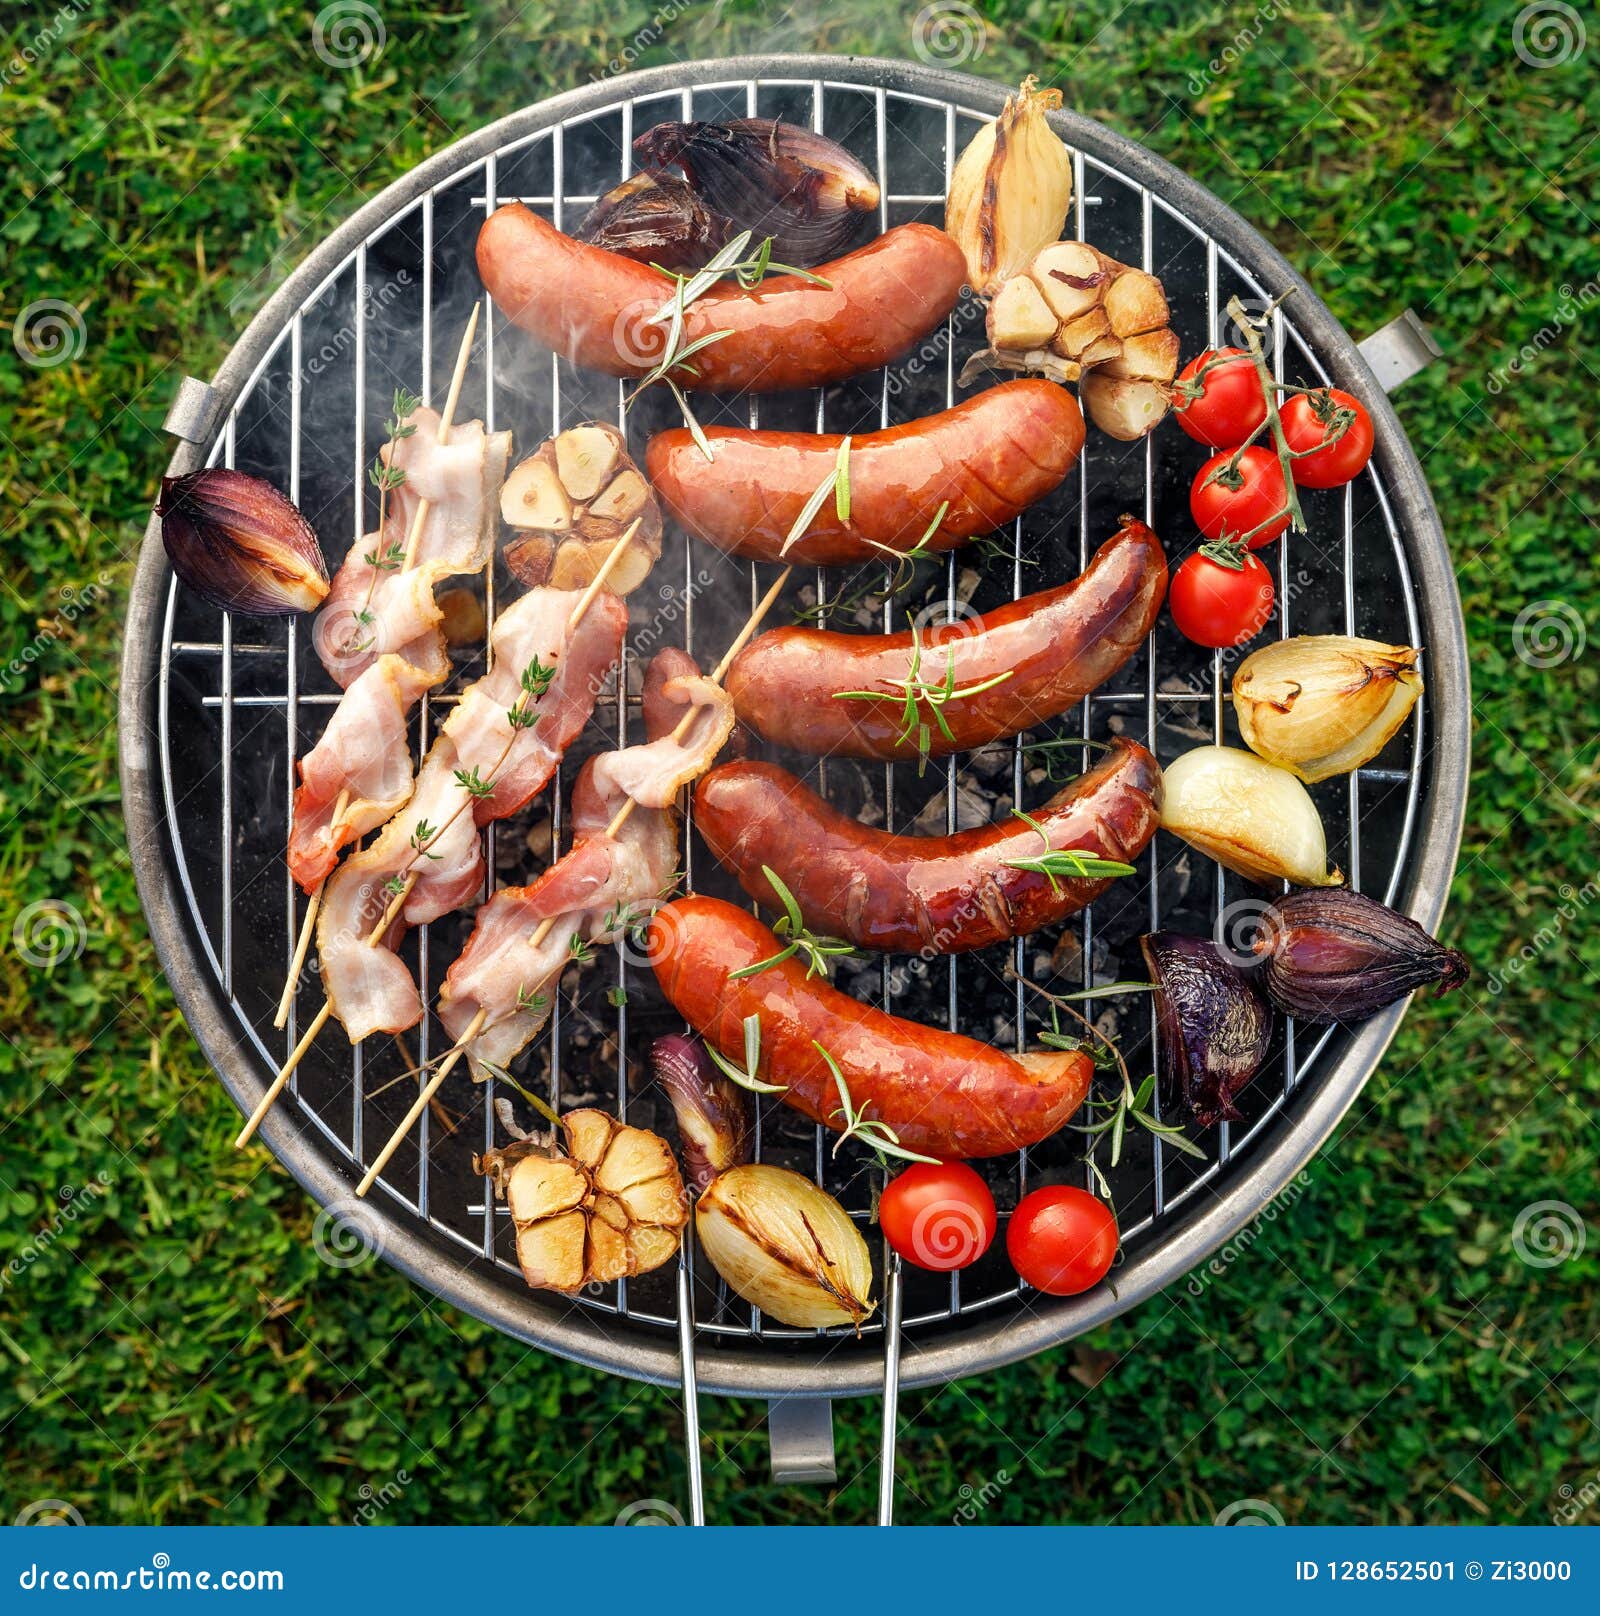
xmin=945 ymin=76 xmax=1074 ymax=297
xmin=1160 ymin=745 xmax=1340 ymax=887
xmin=1233 ymin=636 xmax=1423 ymax=783
xmin=696 ymin=1164 xmax=874 ymax=1330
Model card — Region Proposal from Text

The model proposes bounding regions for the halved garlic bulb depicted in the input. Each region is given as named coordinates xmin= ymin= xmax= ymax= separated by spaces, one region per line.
xmin=483 ymin=1109 xmax=687 ymax=1293
xmin=1160 ymin=745 xmax=1340 ymax=887
xmin=1233 ymin=636 xmax=1423 ymax=783
xmin=696 ymin=1164 xmax=874 ymax=1330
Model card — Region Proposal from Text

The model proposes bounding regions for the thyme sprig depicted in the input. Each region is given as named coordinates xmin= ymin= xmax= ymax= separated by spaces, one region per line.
xmin=815 ymin=1042 xmax=939 ymax=1168
xmin=1002 ymin=808 xmax=1136 ymax=893
xmin=343 ymin=386 xmax=421 ymax=654
xmin=1022 ymin=734 xmax=1115 ymax=786
xmin=728 ymin=865 xmax=858 ymax=981
xmin=704 ymin=1013 xmax=788 ymax=1096
xmin=834 ymin=619 xmax=1014 ymax=776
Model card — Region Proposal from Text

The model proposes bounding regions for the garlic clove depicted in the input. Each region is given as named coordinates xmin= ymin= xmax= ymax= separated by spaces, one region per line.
xmin=157 ymin=468 xmax=330 ymax=617
xmin=988 ymin=274 xmax=1059 ymax=350
xmin=1096 ymin=328 xmax=1182 ymax=383
xmin=1103 ymin=268 xmax=1170 ymax=337
xmin=1234 ymin=636 xmax=1423 ymax=784
xmin=1080 ymin=375 xmax=1171 ymax=440
xmin=696 ymin=1164 xmax=874 ymax=1330
xmin=1054 ymin=307 xmax=1114 ymax=361
xmin=1256 ymin=887 xmax=1467 ymax=1024
xmin=1161 ymin=744 xmax=1341 ymax=887
xmin=945 ymin=77 xmax=1074 ymax=297
xmin=1032 ymin=241 xmax=1108 ymax=322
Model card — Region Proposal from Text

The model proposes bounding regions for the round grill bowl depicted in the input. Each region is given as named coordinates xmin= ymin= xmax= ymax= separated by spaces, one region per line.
xmin=119 ymin=55 xmax=1468 ymax=1399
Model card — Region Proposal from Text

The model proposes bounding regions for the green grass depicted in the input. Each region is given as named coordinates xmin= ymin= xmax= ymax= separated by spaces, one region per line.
xmin=2 ymin=0 xmax=1597 ymax=1526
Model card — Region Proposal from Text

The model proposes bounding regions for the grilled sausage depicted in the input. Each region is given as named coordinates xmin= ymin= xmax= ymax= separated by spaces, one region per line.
xmin=694 ymin=739 xmax=1162 ymax=954
xmin=476 ymin=204 xmax=967 ymax=394
xmin=726 ymin=516 xmax=1167 ymax=760
xmin=645 ymin=381 xmax=1084 ymax=565
xmin=647 ymin=896 xmax=1093 ymax=1159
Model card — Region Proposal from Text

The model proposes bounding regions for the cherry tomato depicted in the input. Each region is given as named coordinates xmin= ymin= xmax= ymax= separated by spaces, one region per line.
xmin=1281 ymin=388 xmax=1374 ymax=488
xmin=1172 ymin=347 xmax=1268 ymax=447
xmin=880 ymin=1162 xmax=997 ymax=1272
xmin=1006 ymin=1185 xmax=1118 ymax=1296
xmin=1190 ymin=446 xmax=1290 ymax=548
xmin=1169 ymin=547 xmax=1275 ymax=648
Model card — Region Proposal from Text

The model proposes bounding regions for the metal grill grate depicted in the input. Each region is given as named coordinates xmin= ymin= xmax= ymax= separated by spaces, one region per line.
xmin=127 ymin=57 xmax=1466 ymax=1403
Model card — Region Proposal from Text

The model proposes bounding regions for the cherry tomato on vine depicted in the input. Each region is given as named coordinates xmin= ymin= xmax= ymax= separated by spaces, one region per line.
xmin=1006 ymin=1185 xmax=1119 ymax=1296
xmin=1281 ymin=388 xmax=1374 ymax=488
xmin=1172 ymin=347 xmax=1268 ymax=447
xmin=1190 ymin=445 xmax=1290 ymax=548
xmin=880 ymin=1162 xmax=997 ymax=1272
xmin=1169 ymin=545 xmax=1275 ymax=648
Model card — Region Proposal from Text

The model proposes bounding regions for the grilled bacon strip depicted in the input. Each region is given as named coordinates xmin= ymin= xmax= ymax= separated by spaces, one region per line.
xmin=316 ymin=408 xmax=510 ymax=689
xmin=316 ymin=586 xmax=628 ymax=1043
xmin=437 ymin=649 xmax=735 ymax=1079
xmin=286 ymin=408 xmax=510 ymax=891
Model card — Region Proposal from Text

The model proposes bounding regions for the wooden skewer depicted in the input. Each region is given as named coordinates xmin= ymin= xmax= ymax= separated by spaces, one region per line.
xmin=242 ymin=520 xmax=648 ymax=1154
xmin=273 ymin=310 xmax=483 ymax=1031
xmin=273 ymin=789 xmax=349 ymax=1030
xmin=355 ymin=565 xmax=794 ymax=1199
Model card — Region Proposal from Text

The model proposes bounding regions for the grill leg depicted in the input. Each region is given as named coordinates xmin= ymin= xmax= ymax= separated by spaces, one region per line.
xmin=878 ymin=1252 xmax=904 ymax=1526
xmin=676 ymin=1239 xmax=705 ymax=1526
xmin=766 ymin=1398 xmax=836 ymax=1485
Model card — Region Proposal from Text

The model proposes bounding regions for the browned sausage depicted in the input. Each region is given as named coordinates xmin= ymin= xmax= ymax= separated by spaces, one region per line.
xmin=645 ymin=381 xmax=1084 ymax=565
xmin=647 ymin=897 xmax=1093 ymax=1159
xmin=725 ymin=516 xmax=1167 ymax=760
xmin=694 ymin=739 xmax=1162 ymax=953
xmin=475 ymin=204 xmax=967 ymax=394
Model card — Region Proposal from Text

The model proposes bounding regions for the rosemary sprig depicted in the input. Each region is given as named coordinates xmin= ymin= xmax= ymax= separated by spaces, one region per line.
xmin=1002 ymin=808 xmax=1136 ymax=893
xmin=645 ymin=230 xmax=833 ymax=316
xmin=1022 ymin=734 xmax=1114 ymax=786
xmin=778 ymin=437 xmax=853 ymax=558
xmin=704 ymin=1013 xmax=788 ymax=1095
xmin=790 ymin=502 xmax=950 ymax=625
xmin=815 ymin=1042 xmax=938 ymax=1167
xmin=834 ymin=619 xmax=1014 ymax=775
xmin=728 ymin=865 xmax=857 ymax=981
xmin=1014 ymin=973 xmax=1203 ymax=1197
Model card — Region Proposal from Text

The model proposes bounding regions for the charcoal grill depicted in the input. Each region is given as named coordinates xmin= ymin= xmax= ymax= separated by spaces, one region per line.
xmin=119 ymin=55 xmax=1468 ymax=1521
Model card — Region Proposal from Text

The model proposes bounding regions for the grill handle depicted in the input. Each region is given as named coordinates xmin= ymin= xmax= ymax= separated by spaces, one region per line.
xmin=766 ymin=1397 xmax=837 ymax=1485
xmin=1358 ymin=309 xmax=1442 ymax=392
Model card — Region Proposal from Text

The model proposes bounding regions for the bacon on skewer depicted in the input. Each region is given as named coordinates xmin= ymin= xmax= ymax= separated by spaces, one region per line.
xmin=316 ymin=585 xmax=628 ymax=1043
xmin=437 ymin=648 xmax=736 ymax=1079
xmin=316 ymin=408 xmax=511 ymax=689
